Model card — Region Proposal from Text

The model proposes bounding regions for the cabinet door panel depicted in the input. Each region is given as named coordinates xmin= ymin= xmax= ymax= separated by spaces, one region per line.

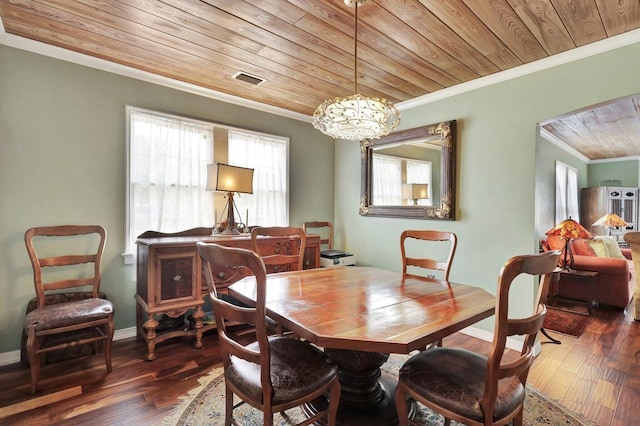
xmin=156 ymin=252 xmax=199 ymax=306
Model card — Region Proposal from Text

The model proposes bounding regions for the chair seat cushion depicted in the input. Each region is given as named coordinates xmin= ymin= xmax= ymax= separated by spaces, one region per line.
xmin=225 ymin=337 xmax=338 ymax=405
xmin=24 ymin=298 xmax=113 ymax=332
xmin=399 ymin=347 xmax=525 ymax=423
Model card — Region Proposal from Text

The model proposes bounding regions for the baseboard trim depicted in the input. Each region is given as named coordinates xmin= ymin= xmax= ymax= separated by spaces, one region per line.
xmin=0 ymin=327 xmax=138 ymax=367
xmin=460 ymin=325 xmax=523 ymax=353
xmin=1 ymin=325 xmax=515 ymax=366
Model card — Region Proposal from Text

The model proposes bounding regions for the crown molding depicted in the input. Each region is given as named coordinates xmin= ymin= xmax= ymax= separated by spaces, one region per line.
xmin=397 ymin=28 xmax=640 ymax=111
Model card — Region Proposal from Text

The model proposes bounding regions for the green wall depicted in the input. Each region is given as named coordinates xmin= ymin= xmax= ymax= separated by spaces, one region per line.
xmin=0 ymin=45 xmax=334 ymax=353
xmin=3 ymin=38 xmax=640 ymax=355
xmin=588 ymin=160 xmax=640 ymax=187
xmin=334 ymin=41 xmax=640 ymax=332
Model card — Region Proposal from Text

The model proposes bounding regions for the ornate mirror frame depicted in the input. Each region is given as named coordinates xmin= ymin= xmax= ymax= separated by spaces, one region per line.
xmin=360 ymin=120 xmax=456 ymax=220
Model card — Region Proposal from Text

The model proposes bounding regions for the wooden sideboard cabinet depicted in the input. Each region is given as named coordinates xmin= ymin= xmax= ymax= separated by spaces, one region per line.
xmin=135 ymin=231 xmax=320 ymax=360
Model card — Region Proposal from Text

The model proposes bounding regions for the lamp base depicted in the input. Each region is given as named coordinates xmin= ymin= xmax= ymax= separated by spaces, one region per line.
xmin=220 ymin=228 xmax=240 ymax=236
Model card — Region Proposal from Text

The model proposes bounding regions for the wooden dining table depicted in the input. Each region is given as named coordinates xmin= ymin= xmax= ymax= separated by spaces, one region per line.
xmin=228 ymin=266 xmax=495 ymax=426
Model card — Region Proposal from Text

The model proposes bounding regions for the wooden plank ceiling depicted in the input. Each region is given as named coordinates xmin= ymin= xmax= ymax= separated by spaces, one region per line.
xmin=2 ymin=0 xmax=640 ymax=158
xmin=541 ymin=94 xmax=640 ymax=160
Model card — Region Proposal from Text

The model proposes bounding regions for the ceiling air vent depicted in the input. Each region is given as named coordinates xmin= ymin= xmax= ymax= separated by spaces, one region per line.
xmin=232 ymin=71 xmax=266 ymax=86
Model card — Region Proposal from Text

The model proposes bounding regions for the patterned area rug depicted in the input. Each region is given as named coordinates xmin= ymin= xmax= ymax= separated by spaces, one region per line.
xmin=163 ymin=353 xmax=596 ymax=426
xmin=543 ymin=307 xmax=593 ymax=337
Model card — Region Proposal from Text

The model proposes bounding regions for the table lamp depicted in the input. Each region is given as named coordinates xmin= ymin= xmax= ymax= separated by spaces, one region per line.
xmin=402 ymin=183 xmax=428 ymax=205
xmin=546 ymin=217 xmax=592 ymax=271
xmin=206 ymin=163 xmax=254 ymax=235
xmin=592 ymin=213 xmax=628 ymax=236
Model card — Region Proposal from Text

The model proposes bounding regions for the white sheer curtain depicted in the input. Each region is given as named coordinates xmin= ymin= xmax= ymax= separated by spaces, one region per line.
xmin=128 ymin=110 xmax=213 ymax=252
xmin=555 ymin=161 xmax=579 ymax=223
xmin=406 ymin=160 xmax=432 ymax=206
xmin=373 ymin=154 xmax=402 ymax=205
xmin=228 ymin=130 xmax=288 ymax=226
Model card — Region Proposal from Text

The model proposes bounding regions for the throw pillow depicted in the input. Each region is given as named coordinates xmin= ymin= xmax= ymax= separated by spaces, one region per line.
xmin=596 ymin=236 xmax=626 ymax=259
xmin=588 ymin=238 xmax=609 ymax=257
xmin=572 ymin=239 xmax=596 ymax=256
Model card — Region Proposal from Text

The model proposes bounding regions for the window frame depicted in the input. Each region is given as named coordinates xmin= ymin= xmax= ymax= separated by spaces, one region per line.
xmin=123 ymin=106 xmax=289 ymax=264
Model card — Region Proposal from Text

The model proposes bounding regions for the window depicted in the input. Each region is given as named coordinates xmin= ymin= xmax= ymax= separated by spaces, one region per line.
xmin=372 ymin=154 xmax=402 ymax=205
xmin=125 ymin=108 xmax=289 ymax=261
xmin=227 ymin=129 xmax=289 ymax=227
xmin=555 ymin=161 xmax=579 ymax=223
xmin=126 ymin=108 xmax=214 ymax=256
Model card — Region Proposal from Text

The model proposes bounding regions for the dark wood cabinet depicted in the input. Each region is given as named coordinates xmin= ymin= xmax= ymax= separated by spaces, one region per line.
xmin=135 ymin=233 xmax=320 ymax=360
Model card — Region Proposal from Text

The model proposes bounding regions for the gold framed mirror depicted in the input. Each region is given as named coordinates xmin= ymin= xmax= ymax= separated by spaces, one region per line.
xmin=360 ymin=121 xmax=456 ymax=220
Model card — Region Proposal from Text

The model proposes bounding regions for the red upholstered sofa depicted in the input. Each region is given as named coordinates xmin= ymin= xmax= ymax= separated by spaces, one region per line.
xmin=543 ymin=236 xmax=635 ymax=309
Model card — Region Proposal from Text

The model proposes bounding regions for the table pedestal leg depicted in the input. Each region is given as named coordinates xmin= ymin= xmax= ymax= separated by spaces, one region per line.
xmin=303 ymin=349 xmax=415 ymax=426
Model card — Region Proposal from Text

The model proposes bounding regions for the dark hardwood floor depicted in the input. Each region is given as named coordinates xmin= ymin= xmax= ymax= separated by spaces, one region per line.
xmin=0 ymin=305 xmax=638 ymax=425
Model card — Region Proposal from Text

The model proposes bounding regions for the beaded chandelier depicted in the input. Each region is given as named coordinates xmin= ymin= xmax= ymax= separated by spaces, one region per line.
xmin=312 ymin=0 xmax=400 ymax=140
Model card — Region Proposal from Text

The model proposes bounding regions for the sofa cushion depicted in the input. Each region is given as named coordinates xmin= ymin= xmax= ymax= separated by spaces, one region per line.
xmin=596 ymin=236 xmax=626 ymax=259
xmin=572 ymin=239 xmax=596 ymax=256
xmin=588 ymin=238 xmax=609 ymax=257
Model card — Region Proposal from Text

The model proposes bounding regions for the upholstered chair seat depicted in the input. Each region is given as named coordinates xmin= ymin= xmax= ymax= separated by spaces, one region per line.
xmin=398 ymin=348 xmax=525 ymax=423
xmin=24 ymin=298 xmax=113 ymax=332
xmin=226 ymin=337 xmax=338 ymax=404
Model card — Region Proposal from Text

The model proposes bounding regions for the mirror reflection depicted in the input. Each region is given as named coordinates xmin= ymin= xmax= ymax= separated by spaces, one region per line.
xmin=372 ymin=139 xmax=441 ymax=207
xmin=360 ymin=121 xmax=456 ymax=220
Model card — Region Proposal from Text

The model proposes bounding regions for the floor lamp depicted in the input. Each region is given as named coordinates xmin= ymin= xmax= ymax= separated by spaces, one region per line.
xmin=207 ymin=163 xmax=254 ymax=235
xmin=545 ymin=217 xmax=592 ymax=271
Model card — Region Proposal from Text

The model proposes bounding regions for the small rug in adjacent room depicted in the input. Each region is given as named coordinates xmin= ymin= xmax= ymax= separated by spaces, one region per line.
xmin=543 ymin=306 xmax=593 ymax=337
xmin=163 ymin=354 xmax=596 ymax=426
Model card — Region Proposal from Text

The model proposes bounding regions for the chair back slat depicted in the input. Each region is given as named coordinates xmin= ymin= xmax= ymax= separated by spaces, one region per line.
xmin=25 ymin=225 xmax=106 ymax=308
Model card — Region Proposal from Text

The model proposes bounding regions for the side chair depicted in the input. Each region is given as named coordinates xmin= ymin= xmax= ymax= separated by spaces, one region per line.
xmin=400 ymin=230 xmax=457 ymax=280
xmin=250 ymin=226 xmax=306 ymax=335
xmin=303 ymin=221 xmax=333 ymax=251
xmin=395 ymin=250 xmax=560 ymax=426
xmin=23 ymin=225 xmax=115 ymax=394
xmin=401 ymin=229 xmax=457 ymax=349
xmin=251 ymin=226 xmax=307 ymax=272
xmin=196 ymin=242 xmax=341 ymax=426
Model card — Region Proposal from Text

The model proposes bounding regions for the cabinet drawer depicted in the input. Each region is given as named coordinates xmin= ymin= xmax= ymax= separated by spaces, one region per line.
xmin=202 ymin=263 xmax=249 ymax=295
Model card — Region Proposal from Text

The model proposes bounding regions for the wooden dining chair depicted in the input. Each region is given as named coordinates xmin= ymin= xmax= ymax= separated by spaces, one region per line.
xmin=395 ymin=250 xmax=560 ymax=426
xmin=401 ymin=230 xmax=457 ymax=349
xmin=400 ymin=230 xmax=457 ymax=280
xmin=303 ymin=221 xmax=333 ymax=251
xmin=196 ymin=242 xmax=341 ymax=426
xmin=251 ymin=226 xmax=307 ymax=273
xmin=23 ymin=225 xmax=115 ymax=394
xmin=251 ymin=226 xmax=306 ymax=335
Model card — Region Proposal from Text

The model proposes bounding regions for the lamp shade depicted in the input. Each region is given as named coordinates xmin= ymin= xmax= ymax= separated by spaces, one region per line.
xmin=402 ymin=183 xmax=428 ymax=200
xmin=206 ymin=163 xmax=254 ymax=194
xmin=592 ymin=213 xmax=628 ymax=228
xmin=546 ymin=217 xmax=592 ymax=240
